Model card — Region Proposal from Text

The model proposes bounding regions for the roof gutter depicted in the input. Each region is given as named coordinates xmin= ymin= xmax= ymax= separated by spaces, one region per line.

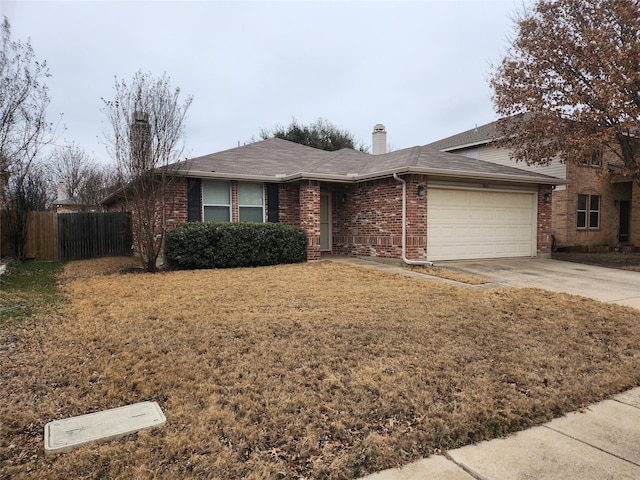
xmin=393 ymin=173 xmax=434 ymax=267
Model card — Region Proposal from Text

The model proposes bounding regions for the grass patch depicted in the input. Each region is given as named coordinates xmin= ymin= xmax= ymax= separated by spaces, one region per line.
xmin=0 ymin=261 xmax=65 ymax=326
xmin=1 ymin=258 xmax=640 ymax=479
xmin=56 ymin=256 xmax=142 ymax=283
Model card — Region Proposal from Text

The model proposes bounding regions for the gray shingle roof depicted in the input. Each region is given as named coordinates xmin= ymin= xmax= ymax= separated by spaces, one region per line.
xmin=171 ymin=137 xmax=564 ymax=185
xmin=425 ymin=119 xmax=501 ymax=151
xmin=425 ymin=113 xmax=538 ymax=151
xmin=55 ymin=197 xmax=82 ymax=206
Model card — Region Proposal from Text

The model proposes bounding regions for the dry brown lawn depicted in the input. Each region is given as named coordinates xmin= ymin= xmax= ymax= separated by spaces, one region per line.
xmin=2 ymin=257 xmax=640 ymax=479
xmin=404 ymin=265 xmax=490 ymax=285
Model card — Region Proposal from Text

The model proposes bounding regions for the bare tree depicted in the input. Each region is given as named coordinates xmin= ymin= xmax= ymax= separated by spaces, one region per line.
xmin=490 ymin=0 xmax=640 ymax=180
xmin=78 ymin=164 xmax=117 ymax=210
xmin=4 ymin=161 xmax=52 ymax=259
xmin=50 ymin=142 xmax=117 ymax=210
xmin=102 ymin=71 xmax=192 ymax=272
xmin=0 ymin=16 xmax=56 ymax=209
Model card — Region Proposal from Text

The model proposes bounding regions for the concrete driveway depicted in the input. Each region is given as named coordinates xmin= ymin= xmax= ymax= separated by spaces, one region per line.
xmin=440 ymin=257 xmax=640 ymax=310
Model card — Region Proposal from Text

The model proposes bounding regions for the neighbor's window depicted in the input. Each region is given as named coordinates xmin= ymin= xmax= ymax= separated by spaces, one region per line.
xmin=202 ymin=180 xmax=231 ymax=221
xmin=238 ymin=182 xmax=264 ymax=222
xmin=577 ymin=194 xmax=600 ymax=229
xmin=579 ymin=150 xmax=603 ymax=167
xmin=589 ymin=195 xmax=601 ymax=228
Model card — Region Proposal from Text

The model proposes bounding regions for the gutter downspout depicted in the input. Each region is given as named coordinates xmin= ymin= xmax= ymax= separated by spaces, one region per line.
xmin=393 ymin=173 xmax=434 ymax=266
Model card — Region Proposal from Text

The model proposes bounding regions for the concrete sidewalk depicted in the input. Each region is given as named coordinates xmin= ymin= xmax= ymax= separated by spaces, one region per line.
xmin=362 ymin=388 xmax=640 ymax=480
xmin=324 ymin=256 xmax=640 ymax=479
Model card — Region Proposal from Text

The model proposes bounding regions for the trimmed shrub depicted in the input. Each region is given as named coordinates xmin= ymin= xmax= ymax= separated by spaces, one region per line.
xmin=164 ymin=222 xmax=307 ymax=269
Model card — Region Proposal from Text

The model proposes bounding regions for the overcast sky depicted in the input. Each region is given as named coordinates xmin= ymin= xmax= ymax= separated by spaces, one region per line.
xmin=3 ymin=0 xmax=527 ymax=165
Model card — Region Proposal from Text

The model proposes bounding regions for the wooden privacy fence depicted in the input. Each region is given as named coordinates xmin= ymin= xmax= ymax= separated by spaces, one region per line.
xmin=57 ymin=212 xmax=132 ymax=262
xmin=0 ymin=211 xmax=58 ymax=261
xmin=0 ymin=211 xmax=132 ymax=262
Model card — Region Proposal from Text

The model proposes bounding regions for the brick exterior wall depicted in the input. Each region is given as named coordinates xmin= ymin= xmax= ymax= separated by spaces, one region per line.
xmin=329 ymin=175 xmax=427 ymax=259
xmin=331 ymin=178 xmax=403 ymax=257
xmin=552 ymin=159 xmax=634 ymax=248
xmin=163 ymin=178 xmax=188 ymax=229
xmin=299 ymin=180 xmax=321 ymax=261
xmin=277 ymin=183 xmax=301 ymax=226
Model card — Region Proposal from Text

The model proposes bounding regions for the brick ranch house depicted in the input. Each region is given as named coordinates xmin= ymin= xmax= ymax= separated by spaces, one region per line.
xmin=427 ymin=118 xmax=640 ymax=251
xmin=103 ymin=130 xmax=564 ymax=263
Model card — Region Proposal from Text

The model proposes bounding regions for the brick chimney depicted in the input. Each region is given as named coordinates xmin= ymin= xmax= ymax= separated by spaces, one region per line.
xmin=131 ymin=111 xmax=152 ymax=173
xmin=372 ymin=124 xmax=387 ymax=155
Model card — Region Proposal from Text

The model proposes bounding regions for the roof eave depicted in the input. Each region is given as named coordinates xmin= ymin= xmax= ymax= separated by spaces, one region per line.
xmin=440 ymin=138 xmax=495 ymax=152
xmin=179 ymin=166 xmax=566 ymax=186
xmin=338 ymin=165 xmax=564 ymax=185
xmin=419 ymin=168 xmax=566 ymax=185
xmin=181 ymin=171 xmax=289 ymax=182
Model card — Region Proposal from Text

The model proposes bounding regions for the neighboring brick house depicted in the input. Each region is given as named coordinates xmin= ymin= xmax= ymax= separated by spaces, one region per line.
xmin=103 ymin=132 xmax=564 ymax=262
xmin=427 ymin=119 xmax=639 ymax=250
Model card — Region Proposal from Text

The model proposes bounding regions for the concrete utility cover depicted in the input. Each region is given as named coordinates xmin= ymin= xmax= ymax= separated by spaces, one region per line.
xmin=44 ymin=401 xmax=166 ymax=455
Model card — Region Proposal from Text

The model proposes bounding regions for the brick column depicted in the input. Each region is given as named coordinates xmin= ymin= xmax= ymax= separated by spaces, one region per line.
xmin=300 ymin=180 xmax=321 ymax=261
xmin=631 ymin=182 xmax=640 ymax=248
xmin=405 ymin=174 xmax=427 ymax=259
xmin=231 ymin=181 xmax=239 ymax=222
xmin=537 ymin=185 xmax=553 ymax=256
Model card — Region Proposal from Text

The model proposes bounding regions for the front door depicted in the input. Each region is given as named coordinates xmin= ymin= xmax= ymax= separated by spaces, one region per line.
xmin=320 ymin=193 xmax=331 ymax=251
xmin=619 ymin=200 xmax=630 ymax=244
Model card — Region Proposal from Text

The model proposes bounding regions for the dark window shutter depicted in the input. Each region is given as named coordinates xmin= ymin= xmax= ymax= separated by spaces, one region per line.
xmin=267 ymin=183 xmax=279 ymax=223
xmin=187 ymin=178 xmax=202 ymax=221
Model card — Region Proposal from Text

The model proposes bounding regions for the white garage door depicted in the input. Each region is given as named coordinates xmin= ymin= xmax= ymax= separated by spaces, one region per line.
xmin=427 ymin=188 xmax=536 ymax=261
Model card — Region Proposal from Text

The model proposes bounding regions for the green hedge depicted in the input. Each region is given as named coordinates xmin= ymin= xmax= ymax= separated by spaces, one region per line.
xmin=164 ymin=222 xmax=307 ymax=269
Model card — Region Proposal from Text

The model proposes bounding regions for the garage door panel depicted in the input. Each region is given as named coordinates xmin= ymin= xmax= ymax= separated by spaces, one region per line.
xmin=427 ymin=188 xmax=535 ymax=261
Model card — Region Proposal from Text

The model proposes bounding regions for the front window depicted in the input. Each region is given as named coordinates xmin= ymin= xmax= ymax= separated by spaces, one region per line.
xmin=577 ymin=194 xmax=600 ymax=229
xmin=238 ymin=182 xmax=264 ymax=222
xmin=203 ymin=180 xmax=231 ymax=221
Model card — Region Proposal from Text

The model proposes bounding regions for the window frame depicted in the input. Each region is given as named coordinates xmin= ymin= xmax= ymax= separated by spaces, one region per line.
xmin=237 ymin=182 xmax=265 ymax=222
xmin=577 ymin=194 xmax=600 ymax=230
xmin=579 ymin=150 xmax=603 ymax=168
xmin=589 ymin=194 xmax=600 ymax=229
xmin=202 ymin=180 xmax=231 ymax=222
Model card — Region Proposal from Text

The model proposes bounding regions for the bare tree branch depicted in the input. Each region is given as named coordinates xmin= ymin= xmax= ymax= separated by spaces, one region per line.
xmin=102 ymin=71 xmax=192 ymax=272
xmin=0 ymin=16 xmax=57 ymax=208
